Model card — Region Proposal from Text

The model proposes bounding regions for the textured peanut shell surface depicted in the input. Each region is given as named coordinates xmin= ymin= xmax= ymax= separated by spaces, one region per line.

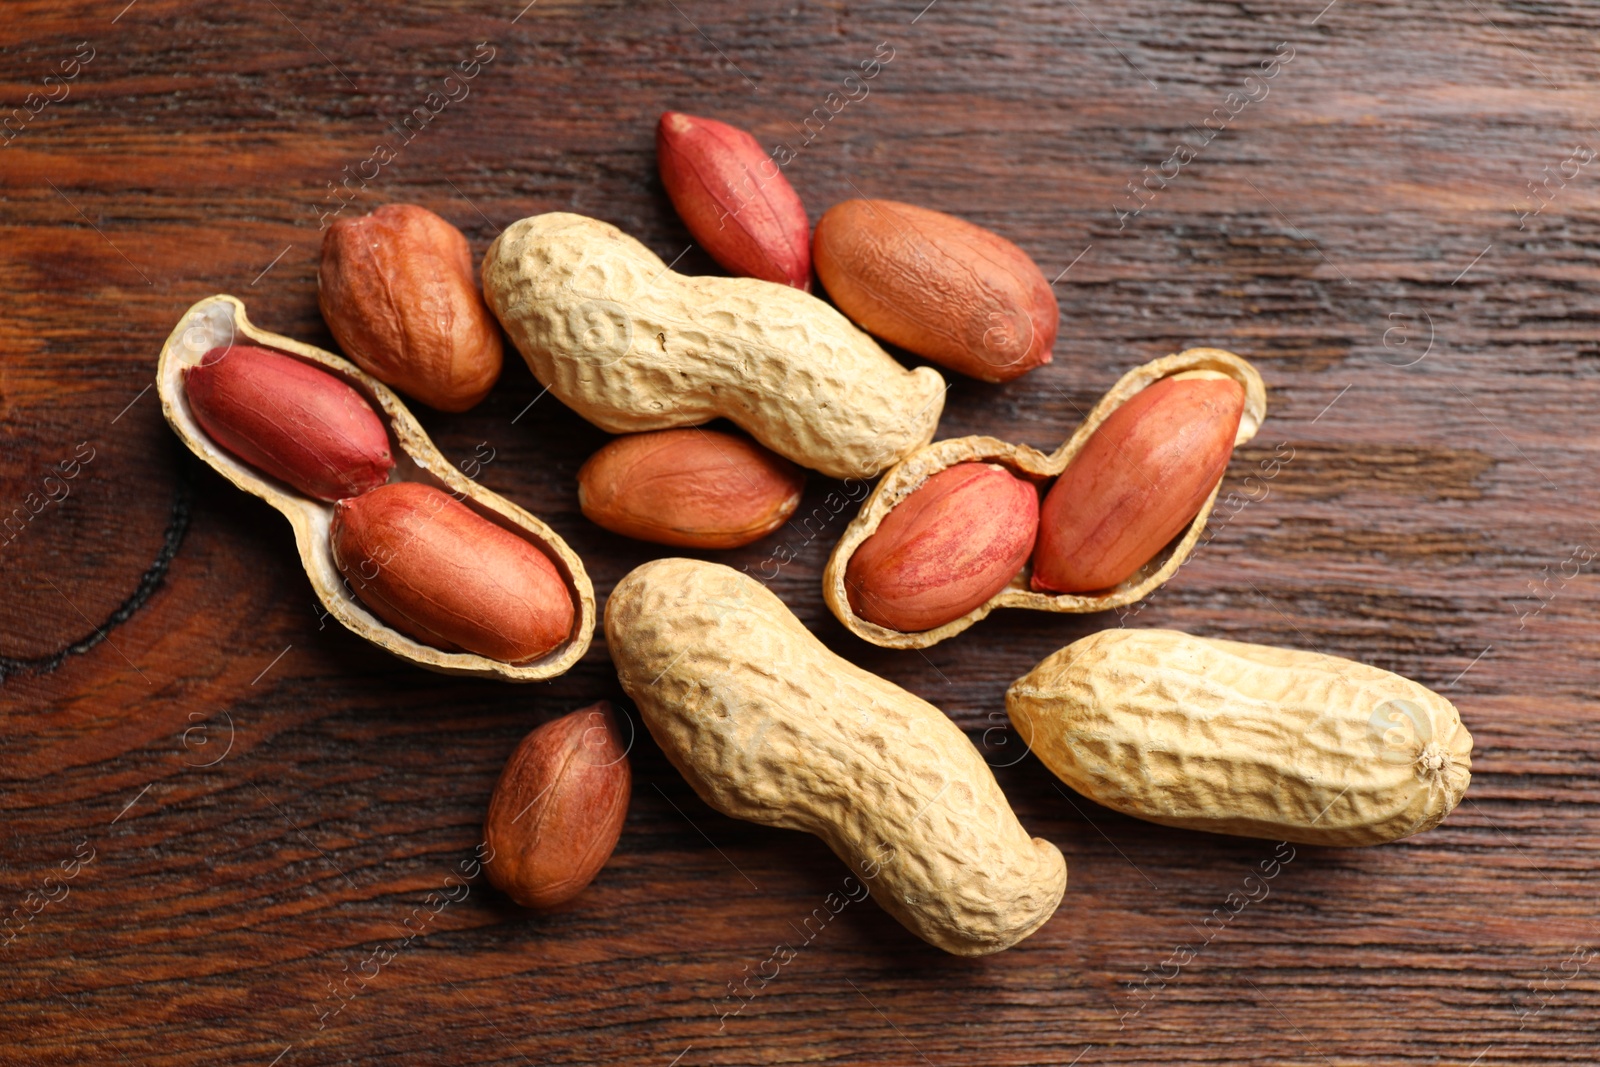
xmin=605 ymin=558 xmax=1066 ymax=956
xmin=1007 ymin=629 xmax=1473 ymax=847
xmin=824 ymin=349 xmax=1266 ymax=648
xmin=481 ymin=212 xmax=946 ymax=480
xmin=156 ymin=294 xmax=595 ymax=681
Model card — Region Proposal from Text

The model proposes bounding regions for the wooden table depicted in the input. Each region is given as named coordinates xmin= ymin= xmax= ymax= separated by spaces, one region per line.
xmin=3 ymin=1 xmax=1596 ymax=1063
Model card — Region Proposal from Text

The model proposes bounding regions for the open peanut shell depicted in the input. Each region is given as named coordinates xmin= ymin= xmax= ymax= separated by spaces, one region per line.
xmin=156 ymin=294 xmax=596 ymax=680
xmin=823 ymin=348 xmax=1266 ymax=649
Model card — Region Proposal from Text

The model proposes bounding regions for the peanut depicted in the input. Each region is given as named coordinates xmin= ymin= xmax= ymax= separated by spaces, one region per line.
xmin=330 ymin=482 xmax=574 ymax=662
xmin=481 ymin=212 xmax=945 ymax=480
xmin=319 ymin=203 xmax=503 ymax=412
xmin=823 ymin=350 xmax=1267 ymax=649
xmin=606 ymin=558 xmax=1066 ymax=956
xmin=1007 ymin=629 xmax=1473 ymax=846
xmin=578 ymin=428 xmax=804 ymax=549
xmin=813 ymin=199 xmax=1058 ymax=382
xmin=183 ymin=343 xmax=393 ymax=502
xmin=160 ymin=295 xmax=596 ymax=680
xmin=1032 ymin=376 xmax=1244 ymax=594
xmin=657 ymin=112 xmax=811 ymax=290
xmin=845 ymin=462 xmax=1038 ymax=633
xmin=485 ymin=702 xmax=631 ymax=908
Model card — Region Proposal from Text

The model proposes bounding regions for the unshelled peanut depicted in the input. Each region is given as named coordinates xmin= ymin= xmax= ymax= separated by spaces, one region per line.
xmin=481 ymin=213 xmax=945 ymax=480
xmin=183 ymin=344 xmax=393 ymax=502
xmin=1032 ymin=376 xmax=1244 ymax=593
xmin=606 ymin=558 xmax=1066 ymax=956
xmin=845 ymin=462 xmax=1038 ymax=632
xmin=1007 ymin=628 xmax=1473 ymax=846
xmin=330 ymin=482 xmax=573 ymax=662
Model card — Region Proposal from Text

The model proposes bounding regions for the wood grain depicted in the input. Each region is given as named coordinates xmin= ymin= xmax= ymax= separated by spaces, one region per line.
xmin=3 ymin=0 xmax=1598 ymax=1063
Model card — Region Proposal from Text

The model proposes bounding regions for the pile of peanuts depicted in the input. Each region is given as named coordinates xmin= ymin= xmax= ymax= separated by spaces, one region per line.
xmin=161 ymin=111 xmax=1474 ymax=955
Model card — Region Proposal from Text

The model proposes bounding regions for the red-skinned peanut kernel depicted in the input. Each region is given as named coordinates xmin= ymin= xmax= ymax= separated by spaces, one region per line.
xmin=657 ymin=111 xmax=812 ymax=290
xmin=183 ymin=344 xmax=393 ymax=502
xmin=847 ymin=462 xmax=1039 ymax=632
xmin=330 ymin=482 xmax=574 ymax=661
xmin=1032 ymin=376 xmax=1245 ymax=594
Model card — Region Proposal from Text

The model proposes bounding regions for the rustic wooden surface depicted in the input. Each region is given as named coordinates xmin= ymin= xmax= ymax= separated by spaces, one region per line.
xmin=3 ymin=1 xmax=1597 ymax=1063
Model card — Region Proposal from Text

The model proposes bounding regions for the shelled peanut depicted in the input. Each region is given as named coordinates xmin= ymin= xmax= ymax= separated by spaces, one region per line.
xmin=845 ymin=463 xmax=1037 ymax=632
xmin=578 ymin=428 xmax=804 ymax=549
xmin=183 ymin=344 xmax=394 ymax=502
xmin=485 ymin=702 xmax=631 ymax=908
xmin=813 ymin=199 xmax=1058 ymax=383
xmin=331 ymin=482 xmax=574 ymax=663
xmin=825 ymin=351 xmax=1266 ymax=646
xmin=1032 ymin=375 xmax=1245 ymax=594
xmin=320 ymin=203 xmax=503 ymax=412
xmin=1007 ymin=629 xmax=1474 ymax=846
xmin=657 ymin=112 xmax=811 ymax=290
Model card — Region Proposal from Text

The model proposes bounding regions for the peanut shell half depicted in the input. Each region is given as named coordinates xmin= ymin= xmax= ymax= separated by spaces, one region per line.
xmin=156 ymin=294 xmax=595 ymax=681
xmin=823 ymin=348 xmax=1266 ymax=648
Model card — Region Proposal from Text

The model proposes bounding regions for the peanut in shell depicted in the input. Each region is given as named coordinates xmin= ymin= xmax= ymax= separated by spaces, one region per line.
xmin=482 ymin=213 xmax=945 ymax=480
xmin=1007 ymin=628 xmax=1473 ymax=847
xmin=606 ymin=558 xmax=1066 ymax=956
xmin=157 ymin=294 xmax=594 ymax=681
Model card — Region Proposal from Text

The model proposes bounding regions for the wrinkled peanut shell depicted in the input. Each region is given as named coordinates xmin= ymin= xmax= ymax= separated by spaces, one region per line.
xmin=1008 ymin=628 xmax=1473 ymax=846
xmin=607 ymin=558 xmax=1067 ymax=956
xmin=481 ymin=212 xmax=945 ymax=480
